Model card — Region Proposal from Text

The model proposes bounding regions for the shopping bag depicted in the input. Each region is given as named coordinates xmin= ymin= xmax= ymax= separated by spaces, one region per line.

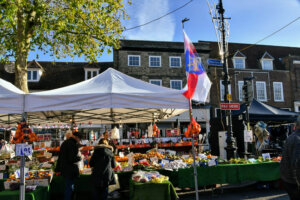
xmin=108 ymin=174 xmax=120 ymax=193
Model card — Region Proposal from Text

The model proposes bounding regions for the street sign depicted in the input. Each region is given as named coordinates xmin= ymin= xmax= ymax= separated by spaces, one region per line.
xmin=227 ymin=94 xmax=232 ymax=101
xmin=220 ymin=103 xmax=240 ymax=110
xmin=207 ymin=59 xmax=223 ymax=66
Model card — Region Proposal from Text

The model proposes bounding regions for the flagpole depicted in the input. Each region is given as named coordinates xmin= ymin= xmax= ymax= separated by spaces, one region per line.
xmin=188 ymin=99 xmax=199 ymax=200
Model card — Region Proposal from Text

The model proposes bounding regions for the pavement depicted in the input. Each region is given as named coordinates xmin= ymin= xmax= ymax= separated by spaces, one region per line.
xmin=114 ymin=181 xmax=289 ymax=200
xmin=177 ymin=183 xmax=289 ymax=200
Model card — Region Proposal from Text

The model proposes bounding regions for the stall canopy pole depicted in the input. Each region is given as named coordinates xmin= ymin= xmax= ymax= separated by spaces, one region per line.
xmin=188 ymin=99 xmax=199 ymax=200
xmin=19 ymin=112 xmax=27 ymax=200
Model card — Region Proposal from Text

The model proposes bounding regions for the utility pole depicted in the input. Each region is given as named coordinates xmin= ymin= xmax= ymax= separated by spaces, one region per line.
xmin=217 ymin=0 xmax=236 ymax=159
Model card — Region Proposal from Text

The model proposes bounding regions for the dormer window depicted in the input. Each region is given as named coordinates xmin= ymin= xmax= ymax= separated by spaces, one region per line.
xmin=232 ymin=51 xmax=246 ymax=69
xmin=85 ymin=68 xmax=99 ymax=80
xmin=27 ymin=69 xmax=40 ymax=82
xmin=27 ymin=60 xmax=43 ymax=82
xmin=261 ymin=52 xmax=274 ymax=70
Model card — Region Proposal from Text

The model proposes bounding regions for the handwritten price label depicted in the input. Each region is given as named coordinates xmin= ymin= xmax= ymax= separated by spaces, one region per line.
xmin=16 ymin=144 xmax=33 ymax=156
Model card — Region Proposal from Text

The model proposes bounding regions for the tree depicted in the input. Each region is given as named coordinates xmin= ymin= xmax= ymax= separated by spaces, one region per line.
xmin=0 ymin=0 xmax=129 ymax=92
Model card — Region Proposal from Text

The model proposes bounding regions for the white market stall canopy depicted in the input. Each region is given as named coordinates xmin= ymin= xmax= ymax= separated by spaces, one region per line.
xmin=0 ymin=78 xmax=25 ymax=114
xmin=23 ymin=68 xmax=189 ymax=124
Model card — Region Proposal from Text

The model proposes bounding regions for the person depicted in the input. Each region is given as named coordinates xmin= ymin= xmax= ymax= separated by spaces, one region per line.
xmin=149 ymin=141 xmax=158 ymax=152
xmin=89 ymin=139 xmax=116 ymax=200
xmin=65 ymin=129 xmax=73 ymax=140
xmin=55 ymin=131 xmax=83 ymax=200
xmin=99 ymin=130 xmax=117 ymax=154
xmin=280 ymin=116 xmax=300 ymax=200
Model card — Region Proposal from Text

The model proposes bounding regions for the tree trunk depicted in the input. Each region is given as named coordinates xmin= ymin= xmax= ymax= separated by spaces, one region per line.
xmin=14 ymin=1 xmax=29 ymax=93
xmin=15 ymin=53 xmax=29 ymax=93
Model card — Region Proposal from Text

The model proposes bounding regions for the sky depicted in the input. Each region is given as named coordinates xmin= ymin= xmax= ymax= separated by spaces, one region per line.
xmin=28 ymin=0 xmax=300 ymax=62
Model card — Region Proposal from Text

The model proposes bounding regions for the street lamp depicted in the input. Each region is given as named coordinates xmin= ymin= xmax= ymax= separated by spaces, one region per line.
xmin=216 ymin=0 xmax=236 ymax=160
xmin=243 ymin=76 xmax=255 ymax=129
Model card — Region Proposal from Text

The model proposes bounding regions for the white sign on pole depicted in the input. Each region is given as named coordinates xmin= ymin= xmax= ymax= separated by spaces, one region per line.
xmin=262 ymin=153 xmax=271 ymax=161
xmin=244 ymin=130 xmax=253 ymax=142
xmin=16 ymin=144 xmax=33 ymax=156
xmin=15 ymin=168 xmax=29 ymax=178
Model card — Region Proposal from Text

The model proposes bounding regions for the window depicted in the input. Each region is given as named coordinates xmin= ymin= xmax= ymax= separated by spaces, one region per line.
xmin=256 ymin=81 xmax=267 ymax=101
xmin=169 ymin=56 xmax=181 ymax=68
xmin=233 ymin=58 xmax=245 ymax=69
xmin=273 ymin=82 xmax=284 ymax=102
xmin=238 ymin=81 xmax=244 ymax=102
xmin=85 ymin=69 xmax=99 ymax=80
xmin=220 ymin=80 xmax=232 ymax=101
xmin=261 ymin=59 xmax=273 ymax=70
xmin=170 ymin=80 xmax=182 ymax=90
xmin=27 ymin=70 xmax=40 ymax=82
xmin=128 ymin=55 xmax=140 ymax=66
xmin=149 ymin=56 xmax=161 ymax=67
xmin=149 ymin=79 xmax=162 ymax=86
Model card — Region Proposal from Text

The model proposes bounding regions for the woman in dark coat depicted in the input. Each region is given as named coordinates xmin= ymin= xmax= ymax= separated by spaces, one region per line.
xmin=89 ymin=139 xmax=116 ymax=200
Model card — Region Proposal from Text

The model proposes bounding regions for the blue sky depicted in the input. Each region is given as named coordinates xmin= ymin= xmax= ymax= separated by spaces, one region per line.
xmin=28 ymin=0 xmax=300 ymax=62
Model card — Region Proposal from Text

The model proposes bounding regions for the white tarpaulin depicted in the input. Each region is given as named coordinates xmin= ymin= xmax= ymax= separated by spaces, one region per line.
xmin=0 ymin=78 xmax=25 ymax=114
xmin=25 ymin=68 xmax=189 ymax=124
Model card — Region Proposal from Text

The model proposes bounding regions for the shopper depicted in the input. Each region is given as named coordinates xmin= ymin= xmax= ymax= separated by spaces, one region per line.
xmin=55 ymin=131 xmax=83 ymax=200
xmin=280 ymin=115 xmax=300 ymax=200
xmin=100 ymin=130 xmax=117 ymax=154
xmin=90 ymin=139 xmax=116 ymax=200
xmin=64 ymin=129 xmax=73 ymax=140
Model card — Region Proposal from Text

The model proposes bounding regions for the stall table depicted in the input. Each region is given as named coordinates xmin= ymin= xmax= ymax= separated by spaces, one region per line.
xmin=178 ymin=162 xmax=280 ymax=188
xmin=130 ymin=180 xmax=178 ymax=200
xmin=48 ymin=162 xmax=280 ymax=199
xmin=0 ymin=186 xmax=49 ymax=200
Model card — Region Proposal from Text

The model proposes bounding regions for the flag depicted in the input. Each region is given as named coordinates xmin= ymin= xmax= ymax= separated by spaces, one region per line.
xmin=181 ymin=30 xmax=212 ymax=102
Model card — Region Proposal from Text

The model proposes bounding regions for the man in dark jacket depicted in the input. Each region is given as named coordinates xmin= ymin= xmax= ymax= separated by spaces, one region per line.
xmin=280 ymin=116 xmax=300 ymax=200
xmin=90 ymin=139 xmax=116 ymax=200
xmin=55 ymin=132 xmax=83 ymax=200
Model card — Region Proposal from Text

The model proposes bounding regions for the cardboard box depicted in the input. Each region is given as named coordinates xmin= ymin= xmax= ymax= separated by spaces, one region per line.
xmin=0 ymin=165 xmax=6 ymax=171
xmin=34 ymin=179 xmax=49 ymax=187
xmin=4 ymin=181 xmax=18 ymax=190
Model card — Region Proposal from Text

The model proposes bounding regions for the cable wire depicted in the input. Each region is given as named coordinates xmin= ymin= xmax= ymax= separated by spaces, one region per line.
xmin=124 ymin=0 xmax=193 ymax=31
xmin=236 ymin=16 xmax=300 ymax=54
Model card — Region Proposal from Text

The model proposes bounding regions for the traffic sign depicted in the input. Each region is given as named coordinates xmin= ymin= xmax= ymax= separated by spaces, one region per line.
xmin=207 ymin=59 xmax=223 ymax=66
xmin=220 ymin=103 xmax=240 ymax=110
xmin=227 ymin=94 xmax=232 ymax=101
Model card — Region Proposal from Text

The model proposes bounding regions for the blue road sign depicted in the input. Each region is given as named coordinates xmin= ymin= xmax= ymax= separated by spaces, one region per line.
xmin=207 ymin=59 xmax=223 ymax=66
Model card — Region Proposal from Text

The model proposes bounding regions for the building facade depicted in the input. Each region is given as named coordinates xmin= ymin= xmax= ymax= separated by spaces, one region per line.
xmin=207 ymin=42 xmax=300 ymax=117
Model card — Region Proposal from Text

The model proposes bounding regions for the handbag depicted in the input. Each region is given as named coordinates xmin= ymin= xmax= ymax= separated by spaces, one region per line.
xmin=108 ymin=174 xmax=120 ymax=193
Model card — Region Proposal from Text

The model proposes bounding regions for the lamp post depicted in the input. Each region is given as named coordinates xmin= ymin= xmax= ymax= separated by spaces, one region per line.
xmin=243 ymin=76 xmax=255 ymax=129
xmin=217 ymin=0 xmax=236 ymax=159
xmin=242 ymin=76 xmax=255 ymax=158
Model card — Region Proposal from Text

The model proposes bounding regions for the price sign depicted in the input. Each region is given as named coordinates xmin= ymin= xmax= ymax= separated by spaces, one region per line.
xmin=16 ymin=144 xmax=33 ymax=156
xmin=262 ymin=153 xmax=271 ymax=161
xmin=15 ymin=168 xmax=29 ymax=178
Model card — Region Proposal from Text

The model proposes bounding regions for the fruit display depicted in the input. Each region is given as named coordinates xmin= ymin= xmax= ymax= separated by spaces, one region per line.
xmin=165 ymin=155 xmax=181 ymax=160
xmin=115 ymin=156 xmax=128 ymax=162
xmin=184 ymin=117 xmax=201 ymax=138
xmin=133 ymin=153 xmax=148 ymax=160
xmin=146 ymin=152 xmax=164 ymax=159
xmin=132 ymin=170 xmax=169 ymax=183
xmin=11 ymin=121 xmax=38 ymax=144
xmin=5 ymin=170 xmax=53 ymax=188
xmin=229 ymin=158 xmax=251 ymax=164
xmin=272 ymin=156 xmax=282 ymax=162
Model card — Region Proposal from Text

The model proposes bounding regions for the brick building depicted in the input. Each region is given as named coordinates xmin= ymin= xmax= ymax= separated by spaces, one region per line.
xmin=207 ymin=42 xmax=300 ymax=117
